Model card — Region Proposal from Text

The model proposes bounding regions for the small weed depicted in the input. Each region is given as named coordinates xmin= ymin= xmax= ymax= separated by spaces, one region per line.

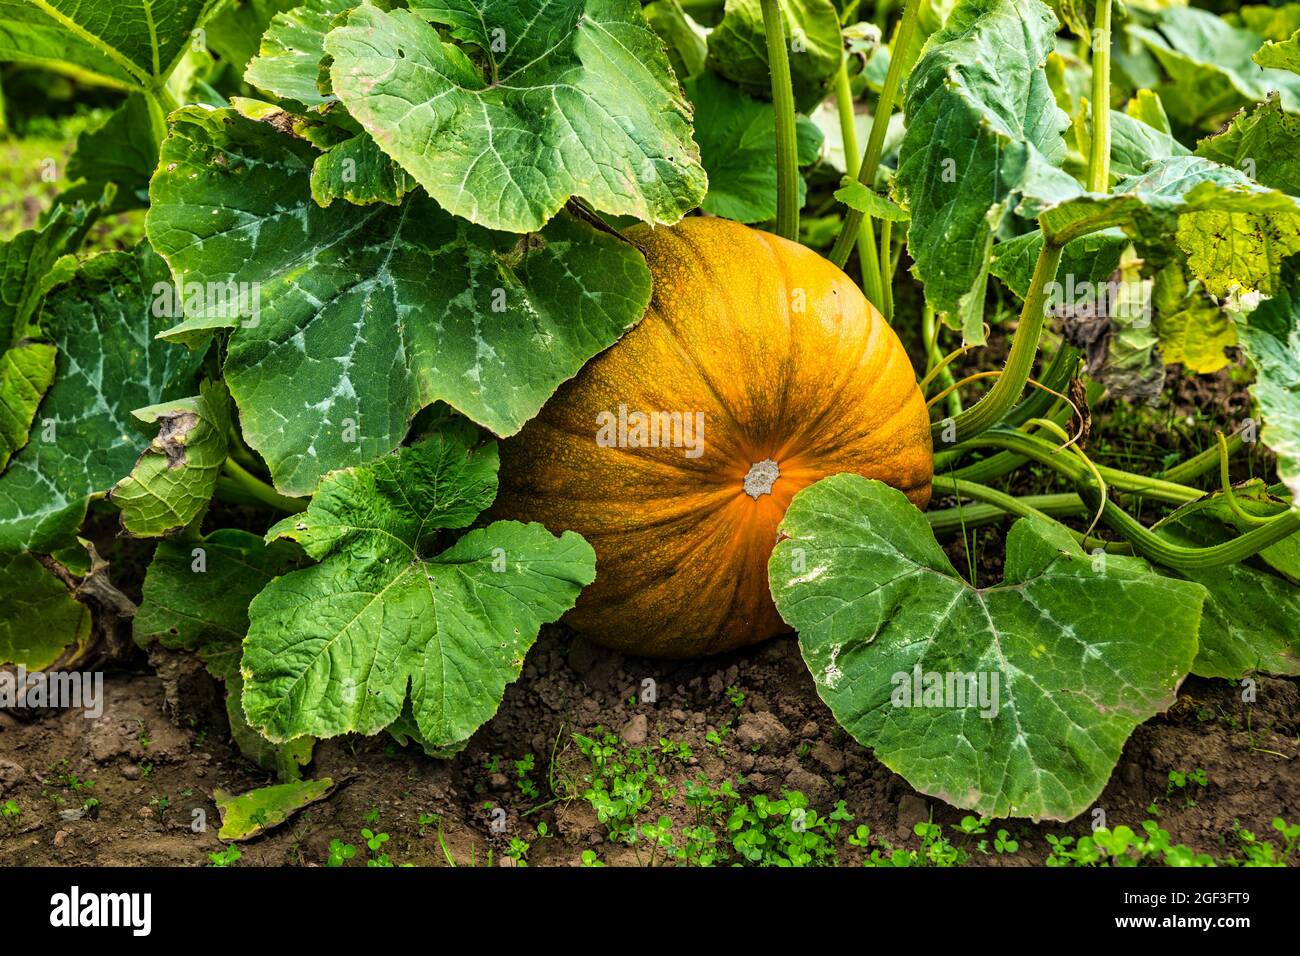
xmin=207 ymin=845 xmax=241 ymax=867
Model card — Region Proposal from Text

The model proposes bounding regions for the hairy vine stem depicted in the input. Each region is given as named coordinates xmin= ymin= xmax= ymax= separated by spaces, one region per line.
xmin=930 ymin=239 xmax=1064 ymax=445
xmin=833 ymin=56 xmax=884 ymax=307
xmin=940 ymin=429 xmax=1300 ymax=570
xmin=1087 ymin=0 xmax=1113 ymax=193
xmin=829 ymin=0 xmax=922 ymax=268
xmin=760 ymin=0 xmax=801 ymax=241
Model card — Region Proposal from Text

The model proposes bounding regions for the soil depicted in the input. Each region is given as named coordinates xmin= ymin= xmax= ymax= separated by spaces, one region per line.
xmin=2 ymin=626 xmax=1297 ymax=867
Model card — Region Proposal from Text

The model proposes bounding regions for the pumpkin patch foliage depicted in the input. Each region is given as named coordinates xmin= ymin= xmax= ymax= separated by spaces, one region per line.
xmin=1 ymin=0 xmax=1298 ymax=848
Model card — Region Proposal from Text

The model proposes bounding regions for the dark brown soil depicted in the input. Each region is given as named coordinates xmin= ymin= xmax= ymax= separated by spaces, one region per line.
xmin=3 ymin=627 xmax=1297 ymax=867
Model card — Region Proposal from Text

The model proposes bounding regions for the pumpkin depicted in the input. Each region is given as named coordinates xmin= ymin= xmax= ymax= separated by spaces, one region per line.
xmin=495 ymin=218 xmax=932 ymax=658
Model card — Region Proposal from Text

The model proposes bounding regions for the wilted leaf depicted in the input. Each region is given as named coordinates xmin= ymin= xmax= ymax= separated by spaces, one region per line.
xmin=215 ymin=777 xmax=335 ymax=840
xmin=135 ymin=528 xmax=311 ymax=779
xmin=111 ymin=381 xmax=232 ymax=537
xmin=0 ymin=551 xmax=91 ymax=669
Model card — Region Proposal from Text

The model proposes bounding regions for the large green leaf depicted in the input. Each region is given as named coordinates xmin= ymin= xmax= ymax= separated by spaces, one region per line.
xmin=0 ymin=0 xmax=223 ymax=91
xmin=1131 ymin=7 xmax=1300 ymax=127
xmin=324 ymin=0 xmax=707 ymax=232
xmin=0 ymin=245 xmax=204 ymax=553
xmin=147 ymin=107 xmax=653 ymax=496
xmin=206 ymin=0 xmax=304 ymax=75
xmin=769 ymin=475 xmax=1205 ymax=821
xmin=1034 ymin=156 xmax=1300 ymax=298
xmin=110 ymin=380 xmax=232 ymax=537
xmin=1240 ymin=258 xmax=1300 ymax=507
xmin=1194 ymin=93 xmax=1300 ymax=197
xmin=135 ymin=528 xmax=312 ymax=778
xmin=243 ymin=0 xmax=351 ymax=107
xmin=683 ymin=71 xmax=822 ymax=223
xmin=241 ymin=431 xmax=596 ymax=749
xmin=0 ymin=551 xmax=91 ymax=668
xmin=706 ymin=0 xmax=841 ymax=113
xmin=895 ymin=0 xmax=1080 ymax=336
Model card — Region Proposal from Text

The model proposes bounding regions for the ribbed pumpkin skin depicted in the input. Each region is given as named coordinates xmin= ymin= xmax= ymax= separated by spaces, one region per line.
xmin=496 ymin=218 xmax=932 ymax=658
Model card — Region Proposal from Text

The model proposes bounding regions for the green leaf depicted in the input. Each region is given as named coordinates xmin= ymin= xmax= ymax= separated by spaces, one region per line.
xmin=0 ymin=551 xmax=91 ymax=669
xmin=1034 ymin=156 xmax=1300 ymax=297
xmin=706 ymin=0 xmax=841 ymax=113
xmin=895 ymin=0 xmax=1081 ymax=327
xmin=1104 ymin=109 xmax=1190 ymax=179
xmin=215 ymin=777 xmax=335 ymax=840
xmin=241 ymin=431 xmax=596 ymax=748
xmin=206 ymin=0 xmax=304 ymax=75
xmin=147 ymin=107 xmax=653 ymax=496
xmin=1239 ymin=257 xmax=1300 ymax=507
xmin=769 ymin=475 xmax=1205 ymax=821
xmin=325 ymin=1 xmax=707 ymax=232
xmin=1152 ymin=265 xmax=1235 ymax=374
xmin=834 ymin=178 xmax=910 ymax=222
xmin=1195 ymin=93 xmax=1300 ymax=197
xmin=310 ymin=132 xmax=415 ymax=208
xmin=243 ymin=0 xmax=351 ymax=107
xmin=645 ymin=0 xmax=708 ymax=81
xmin=0 ymin=245 xmax=204 ymax=553
xmin=1153 ymin=493 xmax=1300 ymax=679
xmin=683 ymin=71 xmax=822 ymax=224
xmin=110 ymin=380 xmax=232 ymax=537
xmin=0 ymin=342 xmax=56 ymax=471
xmin=990 ymin=228 xmax=1128 ymax=306
xmin=1255 ymin=29 xmax=1300 ymax=74
xmin=0 ymin=199 xmax=99 ymax=345
xmin=1130 ymin=7 xmax=1300 ymax=128
xmin=135 ymin=528 xmax=311 ymax=779
xmin=0 ymin=0 xmax=224 ymax=91
xmin=65 ymin=93 xmax=157 ymax=211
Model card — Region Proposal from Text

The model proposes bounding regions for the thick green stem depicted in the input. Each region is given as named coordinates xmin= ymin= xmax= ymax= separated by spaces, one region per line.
xmin=956 ymin=428 xmax=1202 ymax=505
xmin=220 ymin=457 xmax=306 ymax=513
xmin=927 ymin=490 xmax=1088 ymax=535
xmin=937 ymin=430 xmax=1300 ymax=568
xmin=1087 ymin=0 xmax=1112 ymax=193
xmin=760 ymin=0 xmax=800 ymax=241
xmin=829 ymin=0 xmax=922 ymax=268
xmin=833 ymin=58 xmax=884 ymax=306
xmin=1162 ymin=429 xmax=1245 ymax=485
xmin=879 ymin=219 xmax=895 ymax=322
xmin=932 ymin=239 xmax=1064 ymax=446
xmin=1089 ymin=491 xmax=1300 ymax=571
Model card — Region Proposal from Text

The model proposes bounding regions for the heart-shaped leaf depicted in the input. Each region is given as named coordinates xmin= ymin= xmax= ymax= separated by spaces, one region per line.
xmin=241 ymin=430 xmax=596 ymax=750
xmin=769 ymin=475 xmax=1206 ymax=821
xmin=325 ymin=1 xmax=707 ymax=232
xmin=147 ymin=107 xmax=653 ymax=496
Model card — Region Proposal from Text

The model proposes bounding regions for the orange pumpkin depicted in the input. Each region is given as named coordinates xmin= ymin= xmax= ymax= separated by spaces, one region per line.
xmin=496 ymin=218 xmax=932 ymax=658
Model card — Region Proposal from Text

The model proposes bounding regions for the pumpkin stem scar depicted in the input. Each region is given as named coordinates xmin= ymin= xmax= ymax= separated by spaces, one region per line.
xmin=744 ymin=458 xmax=781 ymax=499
